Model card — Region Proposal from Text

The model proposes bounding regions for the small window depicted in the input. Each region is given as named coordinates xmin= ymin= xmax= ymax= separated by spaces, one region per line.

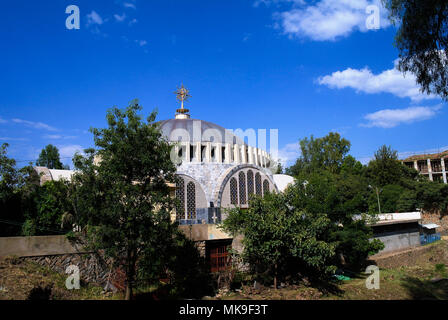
xmin=230 ymin=177 xmax=238 ymax=205
xmin=255 ymin=172 xmax=262 ymax=196
xmin=187 ymin=182 xmax=196 ymax=219
xmin=263 ymin=179 xmax=270 ymax=195
xmin=239 ymin=171 xmax=246 ymax=205
xmin=176 ymin=178 xmax=185 ymax=220
xmin=247 ymin=170 xmax=254 ymax=198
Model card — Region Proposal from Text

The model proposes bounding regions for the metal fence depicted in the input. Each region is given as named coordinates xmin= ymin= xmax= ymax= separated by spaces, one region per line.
xmin=420 ymin=233 xmax=441 ymax=245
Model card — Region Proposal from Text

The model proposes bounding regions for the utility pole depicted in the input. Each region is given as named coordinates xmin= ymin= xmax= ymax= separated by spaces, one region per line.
xmin=369 ymin=185 xmax=382 ymax=215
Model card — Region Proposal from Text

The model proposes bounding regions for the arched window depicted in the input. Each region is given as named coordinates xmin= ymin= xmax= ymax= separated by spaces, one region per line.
xmin=175 ymin=178 xmax=185 ymax=220
xmin=239 ymin=171 xmax=246 ymax=205
xmin=263 ymin=179 xmax=270 ymax=195
xmin=255 ymin=172 xmax=262 ymax=196
xmin=187 ymin=181 xmax=196 ymax=219
xmin=247 ymin=170 xmax=254 ymax=199
xmin=230 ymin=177 xmax=238 ymax=205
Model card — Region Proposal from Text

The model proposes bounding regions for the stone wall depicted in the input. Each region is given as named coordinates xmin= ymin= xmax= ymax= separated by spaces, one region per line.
xmin=0 ymin=236 xmax=115 ymax=287
xmin=22 ymin=253 xmax=112 ymax=286
xmin=421 ymin=211 xmax=448 ymax=234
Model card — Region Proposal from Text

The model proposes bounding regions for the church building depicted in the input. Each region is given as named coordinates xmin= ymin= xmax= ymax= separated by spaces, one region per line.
xmin=33 ymin=86 xmax=295 ymax=272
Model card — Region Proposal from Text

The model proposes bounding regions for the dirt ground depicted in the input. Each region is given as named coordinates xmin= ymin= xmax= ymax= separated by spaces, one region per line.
xmin=1 ymin=241 xmax=447 ymax=300
xmin=219 ymin=240 xmax=448 ymax=300
xmin=0 ymin=256 xmax=119 ymax=300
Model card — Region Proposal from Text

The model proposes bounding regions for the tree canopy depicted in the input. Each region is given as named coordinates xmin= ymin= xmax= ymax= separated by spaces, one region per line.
xmin=36 ymin=144 xmax=67 ymax=169
xmin=286 ymin=132 xmax=351 ymax=176
xmin=383 ymin=0 xmax=448 ymax=100
xmin=69 ymin=100 xmax=180 ymax=299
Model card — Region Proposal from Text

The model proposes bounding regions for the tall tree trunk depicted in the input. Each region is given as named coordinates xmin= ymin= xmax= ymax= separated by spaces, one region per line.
xmin=273 ymin=263 xmax=278 ymax=290
xmin=125 ymin=282 xmax=133 ymax=300
xmin=125 ymin=249 xmax=136 ymax=300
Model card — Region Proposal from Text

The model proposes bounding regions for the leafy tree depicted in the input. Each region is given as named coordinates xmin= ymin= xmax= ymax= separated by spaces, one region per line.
xmin=397 ymin=188 xmax=418 ymax=212
xmin=367 ymin=145 xmax=411 ymax=187
xmin=274 ymin=162 xmax=283 ymax=174
xmin=288 ymin=174 xmax=383 ymax=269
xmin=36 ymin=144 xmax=67 ymax=169
xmin=0 ymin=143 xmax=37 ymax=236
xmin=340 ymin=155 xmax=364 ymax=176
xmin=287 ymin=132 xmax=350 ymax=176
xmin=69 ymin=100 xmax=179 ymax=300
xmin=367 ymin=184 xmax=404 ymax=214
xmin=383 ymin=0 xmax=448 ymax=100
xmin=415 ymin=180 xmax=448 ymax=214
xmin=22 ymin=180 xmax=72 ymax=236
xmin=222 ymin=192 xmax=337 ymax=288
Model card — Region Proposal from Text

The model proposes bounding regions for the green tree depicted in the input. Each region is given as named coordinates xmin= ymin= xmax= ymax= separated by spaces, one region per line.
xmin=367 ymin=145 xmax=411 ymax=187
xmin=22 ymin=180 xmax=72 ymax=236
xmin=222 ymin=192 xmax=337 ymax=288
xmin=274 ymin=162 xmax=283 ymax=174
xmin=69 ymin=100 xmax=179 ymax=300
xmin=36 ymin=144 xmax=67 ymax=169
xmin=288 ymin=173 xmax=383 ymax=269
xmin=287 ymin=132 xmax=351 ymax=176
xmin=0 ymin=143 xmax=37 ymax=236
xmin=383 ymin=0 xmax=448 ymax=100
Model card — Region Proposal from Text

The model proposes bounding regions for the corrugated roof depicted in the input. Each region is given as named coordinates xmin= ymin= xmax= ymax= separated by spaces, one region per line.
xmin=421 ymin=223 xmax=440 ymax=229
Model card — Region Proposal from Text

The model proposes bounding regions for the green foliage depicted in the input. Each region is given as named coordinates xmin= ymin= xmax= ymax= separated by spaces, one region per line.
xmin=22 ymin=180 xmax=72 ymax=236
xmin=367 ymin=145 xmax=404 ymax=187
xmin=36 ymin=144 xmax=67 ymax=169
xmin=68 ymin=99 xmax=180 ymax=299
xmin=221 ymin=192 xmax=338 ymax=286
xmin=383 ymin=0 xmax=448 ymax=101
xmin=288 ymin=174 xmax=383 ymax=269
xmin=0 ymin=143 xmax=38 ymax=236
xmin=286 ymin=132 xmax=351 ymax=176
xmin=415 ymin=180 xmax=448 ymax=214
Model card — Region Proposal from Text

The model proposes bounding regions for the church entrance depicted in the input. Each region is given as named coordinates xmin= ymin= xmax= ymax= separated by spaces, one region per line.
xmin=206 ymin=239 xmax=232 ymax=273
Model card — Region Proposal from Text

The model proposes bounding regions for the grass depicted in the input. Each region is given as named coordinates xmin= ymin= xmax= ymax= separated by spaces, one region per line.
xmin=1 ymin=240 xmax=448 ymax=300
xmin=0 ymin=257 xmax=122 ymax=300
xmin=219 ymin=240 xmax=448 ymax=300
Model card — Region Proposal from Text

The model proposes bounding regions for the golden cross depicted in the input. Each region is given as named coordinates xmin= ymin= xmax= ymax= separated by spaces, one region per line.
xmin=174 ymin=84 xmax=191 ymax=110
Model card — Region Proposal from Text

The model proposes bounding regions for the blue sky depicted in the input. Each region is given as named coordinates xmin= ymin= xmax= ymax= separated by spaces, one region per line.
xmin=0 ymin=0 xmax=446 ymax=168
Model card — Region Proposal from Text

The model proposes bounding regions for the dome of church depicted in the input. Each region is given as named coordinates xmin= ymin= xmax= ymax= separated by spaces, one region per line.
xmin=158 ymin=118 xmax=245 ymax=145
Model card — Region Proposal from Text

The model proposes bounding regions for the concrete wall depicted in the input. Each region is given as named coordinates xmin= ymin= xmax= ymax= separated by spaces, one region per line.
xmin=0 ymin=235 xmax=85 ymax=258
xmin=178 ymin=224 xmax=232 ymax=241
xmin=374 ymin=230 xmax=420 ymax=253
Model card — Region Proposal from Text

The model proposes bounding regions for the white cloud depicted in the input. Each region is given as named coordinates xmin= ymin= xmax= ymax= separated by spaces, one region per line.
xmin=43 ymin=134 xmax=77 ymax=140
xmin=0 ymin=137 xmax=28 ymax=141
xmin=276 ymin=0 xmax=389 ymax=41
xmin=58 ymin=145 xmax=84 ymax=159
xmin=124 ymin=2 xmax=136 ymax=9
xmin=114 ymin=13 xmax=127 ymax=22
xmin=129 ymin=18 xmax=138 ymax=26
xmin=318 ymin=61 xmax=436 ymax=101
xmin=277 ymin=142 xmax=301 ymax=166
xmin=135 ymin=40 xmax=147 ymax=47
xmin=361 ymin=105 xmax=442 ymax=128
xmin=86 ymin=11 xmax=104 ymax=25
xmin=12 ymin=118 xmax=57 ymax=131
xmin=254 ymin=0 xmax=305 ymax=8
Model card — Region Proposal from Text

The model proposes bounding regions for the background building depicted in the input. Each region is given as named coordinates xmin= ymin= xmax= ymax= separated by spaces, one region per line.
xmin=402 ymin=150 xmax=448 ymax=183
